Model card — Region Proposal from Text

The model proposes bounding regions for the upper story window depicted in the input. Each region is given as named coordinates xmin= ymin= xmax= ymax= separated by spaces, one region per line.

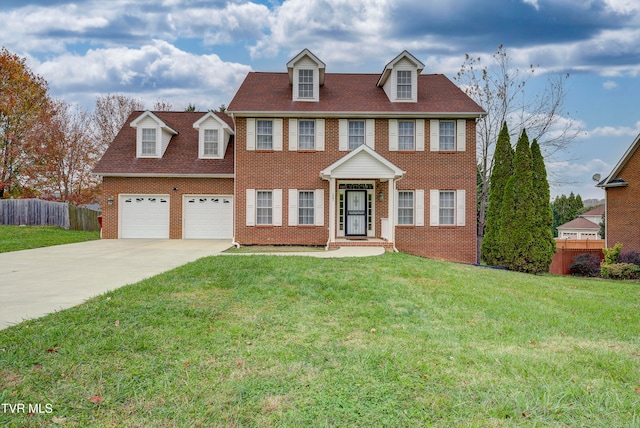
xmin=257 ymin=120 xmax=273 ymax=150
xmin=298 ymin=120 xmax=315 ymax=150
xmin=298 ymin=69 xmax=313 ymax=98
xmin=141 ymin=128 xmax=157 ymax=156
xmin=203 ymin=129 xmax=219 ymax=157
xmin=398 ymin=121 xmax=415 ymax=150
xmin=397 ymin=70 xmax=412 ymax=99
xmin=348 ymin=121 xmax=365 ymax=150
xmin=439 ymin=121 xmax=456 ymax=151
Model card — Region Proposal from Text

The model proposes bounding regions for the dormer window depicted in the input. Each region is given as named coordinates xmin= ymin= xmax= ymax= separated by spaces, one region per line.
xmin=397 ymin=70 xmax=411 ymax=99
xmin=298 ymin=69 xmax=314 ymax=98
xmin=203 ymin=129 xmax=219 ymax=157
xmin=141 ymin=128 xmax=157 ymax=156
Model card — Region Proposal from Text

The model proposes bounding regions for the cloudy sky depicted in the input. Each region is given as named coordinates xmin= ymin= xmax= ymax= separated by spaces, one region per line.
xmin=3 ymin=0 xmax=640 ymax=200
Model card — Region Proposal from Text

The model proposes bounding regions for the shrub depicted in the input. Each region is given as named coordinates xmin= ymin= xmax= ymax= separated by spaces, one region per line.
xmin=602 ymin=243 xmax=622 ymax=265
xmin=569 ymin=253 xmax=601 ymax=277
xmin=618 ymin=250 xmax=640 ymax=265
xmin=601 ymin=263 xmax=640 ymax=280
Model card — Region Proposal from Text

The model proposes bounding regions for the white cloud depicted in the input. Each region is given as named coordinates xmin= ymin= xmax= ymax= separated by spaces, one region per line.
xmin=603 ymin=80 xmax=618 ymax=89
xmin=522 ymin=0 xmax=540 ymax=10
xmin=33 ymin=40 xmax=252 ymax=110
xmin=586 ymin=121 xmax=640 ymax=138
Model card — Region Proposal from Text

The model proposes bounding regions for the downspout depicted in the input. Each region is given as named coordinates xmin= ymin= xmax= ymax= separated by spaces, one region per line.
xmin=230 ymin=112 xmax=240 ymax=248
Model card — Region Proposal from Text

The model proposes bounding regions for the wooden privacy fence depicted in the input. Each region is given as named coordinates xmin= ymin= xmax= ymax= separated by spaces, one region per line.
xmin=550 ymin=239 xmax=605 ymax=275
xmin=0 ymin=199 xmax=100 ymax=232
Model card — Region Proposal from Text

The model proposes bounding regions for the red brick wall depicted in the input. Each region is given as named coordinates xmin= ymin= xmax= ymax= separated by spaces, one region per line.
xmin=235 ymin=117 xmax=477 ymax=263
xmin=606 ymin=150 xmax=640 ymax=252
xmin=101 ymin=177 xmax=233 ymax=239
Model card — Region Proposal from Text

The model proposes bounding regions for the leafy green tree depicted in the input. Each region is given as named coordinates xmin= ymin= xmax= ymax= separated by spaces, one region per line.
xmin=529 ymin=139 xmax=556 ymax=273
xmin=499 ymin=129 xmax=535 ymax=272
xmin=551 ymin=192 xmax=584 ymax=236
xmin=481 ymin=122 xmax=513 ymax=265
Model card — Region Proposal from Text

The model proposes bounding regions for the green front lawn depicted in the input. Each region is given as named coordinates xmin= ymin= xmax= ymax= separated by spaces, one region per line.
xmin=1 ymin=253 xmax=639 ymax=426
xmin=0 ymin=226 xmax=100 ymax=253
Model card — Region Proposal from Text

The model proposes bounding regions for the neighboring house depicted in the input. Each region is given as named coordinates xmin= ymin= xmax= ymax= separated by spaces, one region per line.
xmin=556 ymin=205 xmax=603 ymax=240
xmin=597 ymin=132 xmax=640 ymax=252
xmin=93 ymin=49 xmax=485 ymax=263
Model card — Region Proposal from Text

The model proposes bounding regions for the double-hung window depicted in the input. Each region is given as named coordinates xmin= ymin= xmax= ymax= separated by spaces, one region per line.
xmin=398 ymin=121 xmax=415 ymax=150
xmin=298 ymin=191 xmax=315 ymax=225
xmin=203 ymin=129 xmax=219 ymax=157
xmin=439 ymin=121 xmax=455 ymax=151
xmin=298 ymin=69 xmax=313 ymax=98
xmin=141 ymin=128 xmax=157 ymax=156
xmin=397 ymin=70 xmax=411 ymax=99
xmin=256 ymin=191 xmax=273 ymax=225
xmin=348 ymin=120 xmax=365 ymax=150
xmin=398 ymin=191 xmax=414 ymax=225
xmin=298 ymin=120 xmax=315 ymax=150
xmin=257 ymin=120 xmax=273 ymax=150
xmin=439 ymin=191 xmax=455 ymax=225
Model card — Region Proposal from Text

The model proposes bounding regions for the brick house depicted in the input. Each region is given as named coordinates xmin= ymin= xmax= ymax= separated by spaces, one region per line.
xmin=597 ymin=132 xmax=640 ymax=252
xmin=94 ymin=49 xmax=485 ymax=263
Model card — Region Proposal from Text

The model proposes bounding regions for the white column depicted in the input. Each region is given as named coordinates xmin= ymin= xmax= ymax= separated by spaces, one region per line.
xmin=388 ymin=179 xmax=395 ymax=244
xmin=328 ymin=178 xmax=336 ymax=243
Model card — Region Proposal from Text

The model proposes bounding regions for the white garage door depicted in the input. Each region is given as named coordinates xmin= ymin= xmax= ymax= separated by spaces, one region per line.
xmin=183 ymin=195 xmax=233 ymax=239
xmin=120 ymin=195 xmax=170 ymax=238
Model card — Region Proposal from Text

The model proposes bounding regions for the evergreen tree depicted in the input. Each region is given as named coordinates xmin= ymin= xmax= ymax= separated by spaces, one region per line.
xmin=529 ymin=139 xmax=556 ymax=273
xmin=481 ymin=122 xmax=513 ymax=265
xmin=498 ymin=129 xmax=535 ymax=273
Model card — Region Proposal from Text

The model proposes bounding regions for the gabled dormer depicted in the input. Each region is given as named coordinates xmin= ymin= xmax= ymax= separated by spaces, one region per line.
xmin=130 ymin=111 xmax=178 ymax=158
xmin=287 ymin=48 xmax=325 ymax=102
xmin=377 ymin=51 xmax=425 ymax=103
xmin=193 ymin=112 xmax=234 ymax=159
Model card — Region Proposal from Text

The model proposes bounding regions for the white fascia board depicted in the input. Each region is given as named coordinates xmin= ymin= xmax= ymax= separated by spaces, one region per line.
xmin=229 ymin=111 xmax=486 ymax=119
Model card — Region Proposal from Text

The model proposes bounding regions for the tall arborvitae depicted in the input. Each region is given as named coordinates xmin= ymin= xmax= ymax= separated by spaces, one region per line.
xmin=530 ymin=139 xmax=556 ymax=273
xmin=499 ymin=129 xmax=535 ymax=272
xmin=481 ymin=122 xmax=514 ymax=265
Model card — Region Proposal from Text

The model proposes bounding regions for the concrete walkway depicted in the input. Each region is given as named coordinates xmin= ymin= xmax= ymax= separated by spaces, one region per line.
xmin=0 ymin=239 xmax=231 ymax=329
xmin=0 ymin=241 xmax=385 ymax=329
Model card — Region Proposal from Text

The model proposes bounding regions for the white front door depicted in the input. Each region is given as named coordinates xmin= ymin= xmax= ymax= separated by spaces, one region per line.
xmin=345 ymin=190 xmax=367 ymax=236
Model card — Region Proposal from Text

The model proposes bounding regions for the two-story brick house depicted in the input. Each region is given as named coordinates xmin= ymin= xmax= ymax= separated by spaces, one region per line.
xmin=94 ymin=49 xmax=485 ymax=263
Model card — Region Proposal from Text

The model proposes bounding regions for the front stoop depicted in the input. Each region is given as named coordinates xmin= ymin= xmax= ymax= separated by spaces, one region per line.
xmin=329 ymin=238 xmax=394 ymax=251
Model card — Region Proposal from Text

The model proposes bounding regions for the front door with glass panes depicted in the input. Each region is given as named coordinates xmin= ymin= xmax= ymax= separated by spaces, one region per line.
xmin=345 ymin=190 xmax=367 ymax=236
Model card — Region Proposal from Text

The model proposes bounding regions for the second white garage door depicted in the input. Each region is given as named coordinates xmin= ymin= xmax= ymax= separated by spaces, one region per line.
xmin=183 ymin=195 xmax=233 ymax=239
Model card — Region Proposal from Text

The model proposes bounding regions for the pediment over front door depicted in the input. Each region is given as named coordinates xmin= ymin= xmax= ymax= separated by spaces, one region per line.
xmin=319 ymin=145 xmax=405 ymax=180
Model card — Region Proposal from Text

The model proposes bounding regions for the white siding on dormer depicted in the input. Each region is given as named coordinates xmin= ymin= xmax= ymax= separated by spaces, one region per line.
xmin=292 ymin=56 xmax=319 ymax=102
xmin=382 ymin=57 xmax=418 ymax=103
xmin=197 ymin=116 xmax=228 ymax=159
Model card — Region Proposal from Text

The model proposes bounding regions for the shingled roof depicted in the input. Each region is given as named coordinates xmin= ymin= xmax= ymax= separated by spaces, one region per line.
xmin=227 ymin=72 xmax=485 ymax=116
xmin=93 ymin=111 xmax=234 ymax=176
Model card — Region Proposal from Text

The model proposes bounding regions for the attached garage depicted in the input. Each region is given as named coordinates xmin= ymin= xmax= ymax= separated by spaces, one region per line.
xmin=120 ymin=195 xmax=170 ymax=238
xmin=183 ymin=195 xmax=233 ymax=239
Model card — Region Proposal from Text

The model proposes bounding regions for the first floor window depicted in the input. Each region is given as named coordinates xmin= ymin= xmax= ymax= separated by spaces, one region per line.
xmin=298 ymin=120 xmax=315 ymax=150
xmin=256 ymin=191 xmax=273 ymax=225
xmin=257 ymin=120 xmax=273 ymax=150
xmin=398 ymin=191 xmax=414 ymax=225
xmin=203 ymin=129 xmax=219 ymax=156
xmin=349 ymin=120 xmax=365 ymax=149
xmin=439 ymin=121 xmax=455 ymax=151
xmin=439 ymin=191 xmax=455 ymax=225
xmin=141 ymin=128 xmax=157 ymax=155
xmin=398 ymin=121 xmax=415 ymax=150
xmin=298 ymin=191 xmax=315 ymax=225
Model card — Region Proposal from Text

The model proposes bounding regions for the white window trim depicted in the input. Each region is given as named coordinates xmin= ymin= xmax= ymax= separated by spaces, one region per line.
xmin=246 ymin=189 xmax=282 ymax=226
xmin=289 ymin=119 xmax=324 ymax=151
xmin=339 ymin=119 xmax=375 ymax=151
xmin=396 ymin=189 xmax=425 ymax=226
xmin=389 ymin=119 xmax=424 ymax=152
xmin=288 ymin=189 xmax=324 ymax=226
xmin=429 ymin=119 xmax=466 ymax=152
xmin=247 ymin=118 xmax=283 ymax=151
xmin=199 ymin=128 xmax=221 ymax=158
xmin=397 ymin=70 xmax=412 ymax=100
xmin=138 ymin=127 xmax=159 ymax=157
xmin=429 ymin=189 xmax=466 ymax=227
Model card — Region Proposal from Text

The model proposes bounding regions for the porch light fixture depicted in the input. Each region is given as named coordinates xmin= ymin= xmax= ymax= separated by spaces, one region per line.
xmin=107 ymin=195 xmax=114 ymax=206
xmin=378 ymin=191 xmax=384 ymax=201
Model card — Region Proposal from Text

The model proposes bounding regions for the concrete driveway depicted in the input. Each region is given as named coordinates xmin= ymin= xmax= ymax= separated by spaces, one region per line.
xmin=0 ymin=239 xmax=232 ymax=329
